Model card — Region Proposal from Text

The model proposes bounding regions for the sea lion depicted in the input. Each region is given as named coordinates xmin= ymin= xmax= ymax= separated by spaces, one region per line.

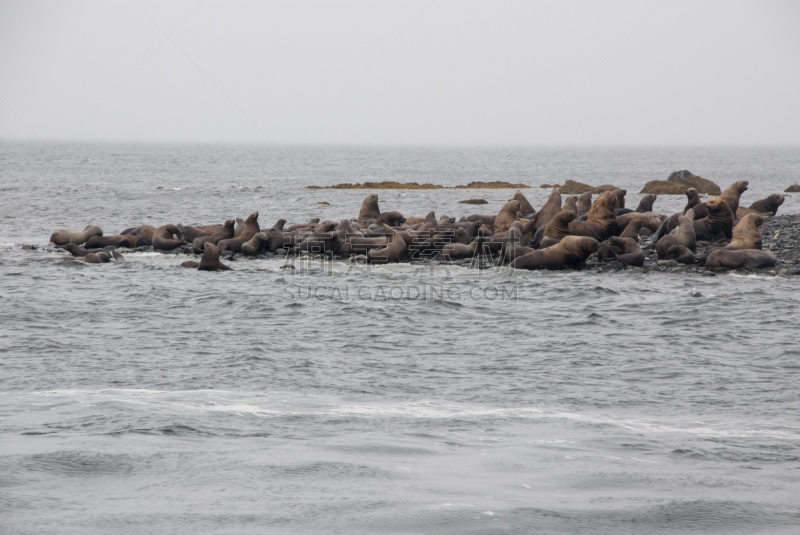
xmin=619 ymin=219 xmax=643 ymax=241
xmin=151 ymin=225 xmax=184 ymax=250
xmin=192 ymin=220 xmax=235 ymax=253
xmin=122 ymin=225 xmax=157 ymax=246
xmin=608 ymin=236 xmax=645 ymax=266
xmin=294 ymin=228 xmax=337 ymax=255
xmin=441 ymin=236 xmax=484 ymax=261
xmin=178 ymin=225 xmax=211 ymax=243
xmin=656 ymin=215 xmax=696 ymax=259
xmin=358 ymin=194 xmax=380 ymax=220
xmin=270 ymin=219 xmax=287 ymax=231
xmin=616 ymin=212 xmax=662 ymax=233
xmin=539 ymin=211 xmax=575 ymax=249
xmin=493 ymin=200 xmax=521 ymax=235
xmin=567 ymin=191 xmax=618 ymax=241
xmin=241 ymin=232 xmax=268 ymax=256
xmin=85 ymin=234 xmax=137 ymax=248
xmin=376 ymin=211 xmax=406 ymax=226
xmin=198 ymin=242 xmax=233 ymax=271
xmin=611 ymin=189 xmax=627 ymax=209
xmin=635 ymin=194 xmax=657 ymax=213
xmin=532 ymin=189 xmax=562 ymax=231
xmin=705 ymin=248 xmax=777 ymax=271
xmin=747 ymin=194 xmax=785 ymax=215
xmin=563 ymin=196 xmax=578 ymax=214
xmin=233 ymin=218 xmax=246 ymax=238
xmin=513 ymin=190 xmax=536 ymax=217
xmin=720 ymin=180 xmax=749 ymax=215
xmin=511 ymin=236 xmax=600 ymax=271
xmin=690 ymin=203 xmax=708 ymax=220
xmin=217 ymin=212 xmax=260 ymax=253
xmin=597 ymin=241 xmax=622 ymax=261
xmin=82 ymin=251 xmax=112 ymax=264
xmin=667 ymin=245 xmax=696 ymax=264
xmin=725 ymin=214 xmax=763 ymax=250
xmin=62 ymin=243 xmax=107 ymax=257
xmin=693 ymin=197 xmax=733 ymax=242
xmin=50 ymin=225 xmax=103 ymax=246
xmin=367 ymin=224 xmax=406 ymax=263
xmin=460 ymin=214 xmax=496 ymax=226
xmin=181 ymin=260 xmax=200 ymax=268
xmin=576 ymin=192 xmax=592 ymax=217
xmin=337 ymin=220 xmax=386 ymax=256
xmin=683 ymin=188 xmax=701 ymax=214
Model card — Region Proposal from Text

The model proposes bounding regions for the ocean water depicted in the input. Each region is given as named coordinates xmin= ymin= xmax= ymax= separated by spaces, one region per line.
xmin=1 ymin=142 xmax=799 ymax=534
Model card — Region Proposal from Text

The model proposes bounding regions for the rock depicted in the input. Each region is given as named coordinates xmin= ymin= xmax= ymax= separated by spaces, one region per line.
xmin=701 ymin=271 xmax=717 ymax=277
xmin=458 ymin=199 xmax=488 ymax=204
xmin=599 ymin=261 xmax=625 ymax=272
xmin=640 ymin=170 xmax=721 ymax=195
xmin=307 ymin=181 xmax=444 ymax=190
xmin=540 ymin=183 xmax=561 ymax=189
xmin=454 ymin=181 xmax=530 ymax=189
xmin=784 ymin=184 xmax=800 ymax=193
xmin=21 ymin=244 xmax=36 ymax=250
xmin=557 ymin=180 xmax=621 ymax=194
xmin=353 ymin=254 xmax=368 ymax=263
xmin=658 ymin=259 xmax=679 ymax=268
xmin=315 ymin=201 xmax=331 ymax=206
xmin=630 ymin=267 xmax=645 ymax=274
xmin=275 ymin=249 xmax=287 ymax=256
xmin=221 ymin=250 xmax=235 ymax=258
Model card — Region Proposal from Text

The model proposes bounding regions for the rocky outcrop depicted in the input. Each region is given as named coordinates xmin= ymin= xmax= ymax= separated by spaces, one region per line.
xmin=784 ymin=184 xmax=800 ymax=193
xmin=458 ymin=199 xmax=488 ymax=204
xmin=640 ymin=170 xmax=721 ymax=195
xmin=307 ymin=180 xmax=530 ymax=189
xmin=557 ymin=180 xmax=620 ymax=194
xmin=454 ymin=181 xmax=530 ymax=189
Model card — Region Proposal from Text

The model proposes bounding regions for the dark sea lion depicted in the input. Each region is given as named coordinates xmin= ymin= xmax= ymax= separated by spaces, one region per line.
xmin=539 ymin=211 xmax=575 ymax=249
xmin=616 ymin=212 xmax=662 ymax=233
xmin=178 ymin=225 xmax=211 ymax=243
xmin=620 ymin=219 xmax=643 ymax=241
xmin=690 ymin=203 xmax=708 ymax=220
xmin=608 ymin=236 xmax=645 ymax=266
xmin=720 ymin=180 xmax=749 ymax=215
xmin=493 ymin=200 xmax=521 ymax=235
xmin=684 ymin=188 xmax=701 ymax=214
xmin=241 ymin=232 xmax=268 ymax=256
xmin=294 ymin=228 xmax=337 ymax=255
xmin=62 ymin=243 xmax=107 ymax=257
xmin=460 ymin=214 xmax=496 ymax=226
xmin=725 ymin=214 xmax=763 ymax=250
xmin=198 ymin=242 xmax=233 ymax=271
xmin=367 ymin=224 xmax=406 ymax=263
xmin=533 ymin=189 xmax=562 ymax=231
xmin=122 ymin=225 xmax=157 ymax=246
xmin=85 ymin=234 xmax=138 ymax=248
xmin=192 ymin=219 xmax=235 ymax=253
xmin=705 ymin=248 xmax=777 ymax=271
xmin=50 ymin=225 xmax=103 ymax=246
xmin=441 ymin=236 xmax=484 ymax=261
xmin=82 ymin=251 xmax=112 ymax=264
xmin=567 ymin=191 xmax=617 ymax=240
xmin=576 ymin=192 xmax=592 ymax=217
xmin=597 ymin=241 xmax=622 ymax=261
xmin=513 ymin=190 xmax=536 ymax=217
xmin=270 ymin=218 xmax=287 ymax=231
xmin=611 ymin=189 xmax=627 ymax=209
xmin=217 ymin=212 xmax=260 ymax=253
xmin=337 ymin=220 xmax=387 ymax=256
xmin=614 ymin=208 xmax=634 ymax=216
xmin=636 ymin=194 xmax=657 ymax=213
xmin=376 ymin=211 xmax=406 ymax=226
xmin=693 ymin=197 xmax=733 ymax=242
xmin=358 ymin=194 xmax=380 ymax=220
xmin=563 ymin=196 xmax=578 ymax=214
xmin=667 ymin=245 xmax=696 ymax=264
xmin=656 ymin=215 xmax=696 ymax=259
xmin=748 ymin=194 xmax=785 ymax=215
xmin=181 ymin=260 xmax=200 ymax=268
xmin=511 ymin=236 xmax=600 ymax=271
xmin=151 ymin=225 xmax=184 ymax=250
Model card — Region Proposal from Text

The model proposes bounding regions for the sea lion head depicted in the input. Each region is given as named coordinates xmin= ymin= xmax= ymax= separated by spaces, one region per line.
xmin=588 ymin=191 xmax=617 ymax=221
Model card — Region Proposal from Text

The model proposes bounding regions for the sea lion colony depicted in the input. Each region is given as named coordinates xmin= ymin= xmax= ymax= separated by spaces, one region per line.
xmin=47 ymin=181 xmax=795 ymax=274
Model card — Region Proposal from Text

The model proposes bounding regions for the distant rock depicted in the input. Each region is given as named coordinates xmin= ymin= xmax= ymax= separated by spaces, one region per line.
xmin=454 ymin=181 xmax=530 ymax=189
xmin=315 ymin=201 xmax=331 ymax=205
xmin=307 ymin=181 xmax=444 ymax=190
xmin=640 ymin=170 xmax=721 ymax=195
xmin=458 ymin=198 xmax=488 ymax=204
xmin=557 ymin=180 xmax=620 ymax=194
xmin=540 ymin=183 xmax=561 ymax=189
xmin=784 ymin=184 xmax=800 ymax=192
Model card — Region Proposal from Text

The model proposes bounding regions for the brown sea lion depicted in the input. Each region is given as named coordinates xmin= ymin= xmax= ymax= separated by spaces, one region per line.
xmin=50 ymin=225 xmax=103 ymax=246
xmin=563 ymin=196 xmax=578 ymax=214
xmin=748 ymin=194 xmax=785 ymax=215
xmin=367 ymin=224 xmax=406 ymax=263
xmin=667 ymin=245 xmax=696 ymax=264
xmin=358 ymin=194 xmax=380 ymax=220
xmin=511 ymin=236 xmax=600 ymax=271
xmin=720 ymin=180 xmax=749 ymax=215
xmin=270 ymin=219 xmax=287 ymax=231
xmin=567 ymin=191 xmax=617 ymax=241
xmin=576 ymin=192 xmax=592 ymax=217
xmin=539 ymin=211 xmax=575 ymax=249
xmin=725 ymin=214 xmax=763 ymax=250
xmin=608 ymin=236 xmax=645 ymax=266
xmin=85 ymin=234 xmax=137 ymax=248
xmin=181 ymin=260 xmax=200 ymax=268
xmin=337 ymin=220 xmax=386 ymax=256
xmin=198 ymin=242 xmax=233 ymax=271
xmin=82 ymin=251 xmax=112 ymax=264
xmin=441 ymin=236 xmax=484 ymax=261
xmin=294 ymin=228 xmax=337 ymax=255
xmin=192 ymin=220 xmax=235 ymax=253
xmin=611 ymin=189 xmax=627 ymax=209
xmin=656 ymin=215 xmax=696 ymax=259
xmin=705 ymin=248 xmax=777 ymax=271
xmin=513 ymin=190 xmax=536 ymax=217
xmin=693 ymin=197 xmax=733 ymax=242
xmin=62 ymin=243 xmax=107 ymax=257
xmin=217 ymin=212 xmax=260 ymax=253
xmin=616 ymin=212 xmax=662 ymax=233
xmin=241 ymin=232 xmax=268 ymax=256
xmin=151 ymin=225 xmax=184 ymax=250
xmin=597 ymin=241 xmax=622 ymax=261
xmin=460 ymin=214 xmax=496 ymax=226
xmin=619 ymin=219 xmax=643 ymax=241
xmin=683 ymin=188 xmax=701 ymax=214
xmin=533 ymin=189 xmax=562 ymax=231
xmin=493 ymin=200 xmax=521 ymax=235
xmin=635 ymin=194 xmax=657 ymax=213
xmin=376 ymin=211 xmax=406 ymax=226
xmin=122 ymin=225 xmax=157 ymax=246
xmin=193 ymin=223 xmax=224 ymax=233
xmin=178 ymin=225 xmax=211 ymax=243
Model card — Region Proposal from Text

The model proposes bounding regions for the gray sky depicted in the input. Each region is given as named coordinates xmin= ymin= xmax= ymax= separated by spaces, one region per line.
xmin=1 ymin=0 xmax=799 ymax=146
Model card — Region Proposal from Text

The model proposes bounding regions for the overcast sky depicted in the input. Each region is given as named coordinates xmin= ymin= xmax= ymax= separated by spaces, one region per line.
xmin=1 ymin=0 xmax=798 ymax=146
